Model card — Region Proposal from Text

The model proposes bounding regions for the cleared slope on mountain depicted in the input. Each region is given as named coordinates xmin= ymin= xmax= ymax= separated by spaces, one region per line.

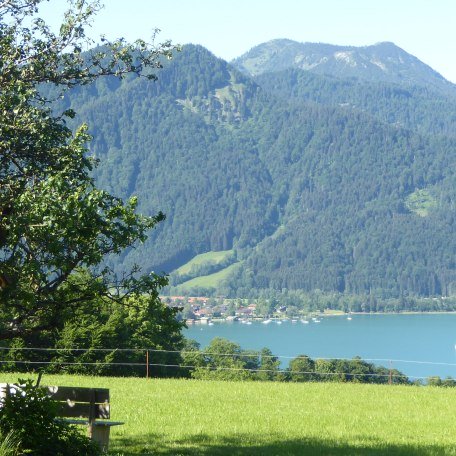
xmin=174 ymin=262 xmax=242 ymax=293
xmin=174 ymin=250 xmax=234 ymax=275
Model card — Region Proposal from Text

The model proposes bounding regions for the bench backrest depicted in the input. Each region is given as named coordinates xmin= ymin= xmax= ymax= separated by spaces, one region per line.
xmin=0 ymin=384 xmax=110 ymax=420
xmin=48 ymin=386 xmax=110 ymax=420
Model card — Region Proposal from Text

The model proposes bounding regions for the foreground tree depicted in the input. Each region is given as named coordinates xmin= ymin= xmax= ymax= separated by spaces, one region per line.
xmin=0 ymin=0 xmax=179 ymax=341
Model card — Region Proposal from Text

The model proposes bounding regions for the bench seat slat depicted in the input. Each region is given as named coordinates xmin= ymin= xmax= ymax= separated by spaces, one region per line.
xmin=56 ymin=418 xmax=89 ymax=425
xmin=92 ymin=421 xmax=124 ymax=426
xmin=57 ymin=418 xmax=124 ymax=427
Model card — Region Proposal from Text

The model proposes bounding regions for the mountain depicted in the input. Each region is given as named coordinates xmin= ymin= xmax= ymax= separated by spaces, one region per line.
xmin=52 ymin=43 xmax=456 ymax=299
xmin=254 ymin=68 xmax=456 ymax=138
xmin=232 ymin=39 xmax=455 ymax=94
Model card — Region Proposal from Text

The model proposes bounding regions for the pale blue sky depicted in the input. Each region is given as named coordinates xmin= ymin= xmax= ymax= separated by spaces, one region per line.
xmin=41 ymin=0 xmax=456 ymax=82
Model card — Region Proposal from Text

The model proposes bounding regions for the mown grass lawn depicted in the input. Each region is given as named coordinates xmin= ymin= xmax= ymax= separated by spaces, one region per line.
xmin=2 ymin=374 xmax=456 ymax=455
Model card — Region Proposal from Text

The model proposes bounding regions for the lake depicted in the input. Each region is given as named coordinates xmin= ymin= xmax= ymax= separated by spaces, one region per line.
xmin=185 ymin=314 xmax=456 ymax=380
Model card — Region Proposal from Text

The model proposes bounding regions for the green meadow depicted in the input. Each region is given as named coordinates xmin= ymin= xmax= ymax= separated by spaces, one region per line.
xmin=175 ymin=262 xmax=241 ymax=291
xmin=174 ymin=250 xmax=234 ymax=275
xmin=2 ymin=374 xmax=456 ymax=455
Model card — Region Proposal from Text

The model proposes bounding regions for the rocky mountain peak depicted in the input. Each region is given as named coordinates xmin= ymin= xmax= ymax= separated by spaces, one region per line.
xmin=232 ymin=39 xmax=453 ymax=92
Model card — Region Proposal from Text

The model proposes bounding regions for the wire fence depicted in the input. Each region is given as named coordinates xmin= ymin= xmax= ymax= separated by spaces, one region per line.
xmin=0 ymin=346 xmax=453 ymax=382
xmin=0 ymin=347 xmax=456 ymax=367
xmin=0 ymin=361 xmax=415 ymax=381
xmin=2 ymin=346 xmax=456 ymax=366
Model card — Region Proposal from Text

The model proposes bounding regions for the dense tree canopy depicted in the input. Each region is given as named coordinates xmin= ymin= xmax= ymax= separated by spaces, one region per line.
xmin=56 ymin=44 xmax=456 ymax=300
xmin=0 ymin=0 xmax=179 ymax=342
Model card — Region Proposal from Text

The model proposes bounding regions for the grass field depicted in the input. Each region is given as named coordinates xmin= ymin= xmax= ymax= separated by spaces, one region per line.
xmin=174 ymin=250 xmax=234 ymax=275
xmin=2 ymin=374 xmax=456 ymax=455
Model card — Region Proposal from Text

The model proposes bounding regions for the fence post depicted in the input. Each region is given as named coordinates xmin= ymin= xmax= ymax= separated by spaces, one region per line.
xmin=388 ymin=360 xmax=392 ymax=385
xmin=146 ymin=350 xmax=149 ymax=380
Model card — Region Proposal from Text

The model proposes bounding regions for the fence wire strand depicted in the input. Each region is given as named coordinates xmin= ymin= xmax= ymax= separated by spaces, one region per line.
xmin=0 ymin=346 xmax=452 ymax=382
xmin=0 ymin=359 xmax=426 ymax=380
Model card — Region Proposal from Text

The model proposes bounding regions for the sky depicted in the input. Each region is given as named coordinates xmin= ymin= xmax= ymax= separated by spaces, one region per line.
xmin=41 ymin=0 xmax=456 ymax=82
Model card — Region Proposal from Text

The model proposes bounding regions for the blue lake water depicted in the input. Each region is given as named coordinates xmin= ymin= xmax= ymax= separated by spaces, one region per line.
xmin=185 ymin=314 xmax=456 ymax=380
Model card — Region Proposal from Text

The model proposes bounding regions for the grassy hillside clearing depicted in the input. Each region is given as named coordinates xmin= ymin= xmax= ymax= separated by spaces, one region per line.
xmin=2 ymin=374 xmax=455 ymax=455
xmin=175 ymin=262 xmax=241 ymax=292
xmin=174 ymin=250 xmax=234 ymax=275
xmin=405 ymin=189 xmax=437 ymax=217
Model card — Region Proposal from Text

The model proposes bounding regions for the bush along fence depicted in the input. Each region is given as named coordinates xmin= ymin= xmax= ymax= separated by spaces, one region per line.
xmin=1 ymin=339 xmax=456 ymax=386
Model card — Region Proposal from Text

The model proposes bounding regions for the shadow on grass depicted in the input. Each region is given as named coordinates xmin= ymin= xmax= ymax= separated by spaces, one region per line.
xmin=110 ymin=433 xmax=453 ymax=455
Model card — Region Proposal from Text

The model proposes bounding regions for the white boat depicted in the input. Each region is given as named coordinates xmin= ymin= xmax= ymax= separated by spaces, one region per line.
xmin=262 ymin=319 xmax=271 ymax=324
xmin=314 ymin=319 xmax=321 ymax=323
xmin=347 ymin=316 xmax=352 ymax=320
xmin=291 ymin=319 xmax=297 ymax=323
xmin=246 ymin=321 xmax=252 ymax=325
xmin=301 ymin=319 xmax=309 ymax=324
xmin=276 ymin=320 xmax=282 ymax=325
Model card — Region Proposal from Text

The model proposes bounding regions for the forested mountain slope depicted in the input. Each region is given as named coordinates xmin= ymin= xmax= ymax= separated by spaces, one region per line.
xmin=58 ymin=46 xmax=277 ymax=273
xmin=255 ymin=69 xmax=456 ymax=138
xmin=55 ymin=44 xmax=456 ymax=298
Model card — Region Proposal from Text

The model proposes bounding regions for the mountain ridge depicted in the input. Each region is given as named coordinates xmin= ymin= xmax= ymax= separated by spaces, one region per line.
xmin=231 ymin=39 xmax=454 ymax=93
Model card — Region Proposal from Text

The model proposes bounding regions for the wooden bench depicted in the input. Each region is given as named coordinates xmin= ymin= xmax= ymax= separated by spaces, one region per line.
xmin=0 ymin=384 xmax=123 ymax=452
xmin=47 ymin=385 xmax=123 ymax=451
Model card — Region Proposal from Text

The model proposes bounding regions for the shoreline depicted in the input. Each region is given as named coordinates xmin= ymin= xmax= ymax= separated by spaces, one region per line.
xmin=350 ymin=310 xmax=456 ymax=315
xmin=186 ymin=311 xmax=456 ymax=324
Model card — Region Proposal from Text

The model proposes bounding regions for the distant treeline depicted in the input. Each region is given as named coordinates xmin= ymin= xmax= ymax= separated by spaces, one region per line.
xmin=180 ymin=338 xmax=409 ymax=384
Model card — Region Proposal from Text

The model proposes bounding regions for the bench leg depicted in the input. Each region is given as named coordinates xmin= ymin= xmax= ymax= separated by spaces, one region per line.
xmin=88 ymin=425 xmax=111 ymax=452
